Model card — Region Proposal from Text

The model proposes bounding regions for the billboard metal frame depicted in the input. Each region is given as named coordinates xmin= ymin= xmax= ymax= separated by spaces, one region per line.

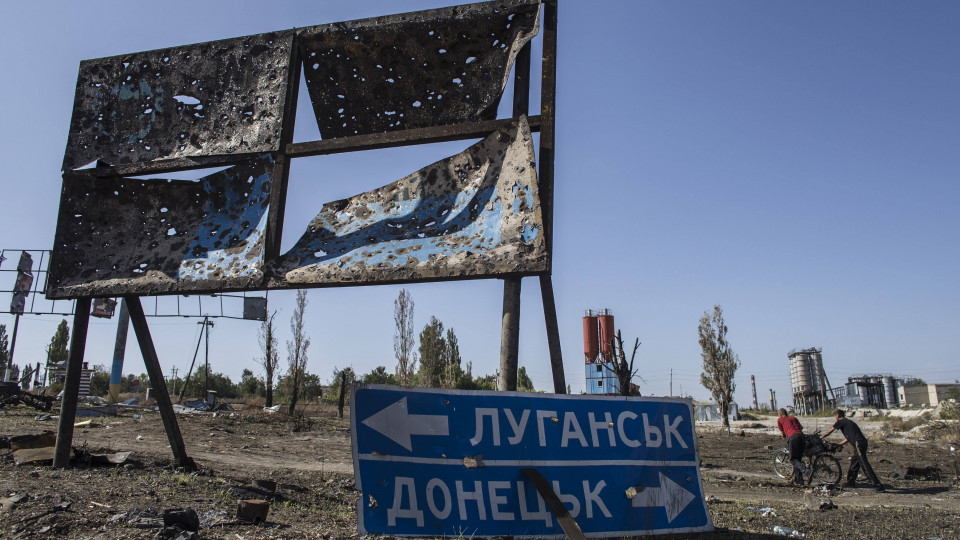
xmin=48 ymin=0 xmax=562 ymax=476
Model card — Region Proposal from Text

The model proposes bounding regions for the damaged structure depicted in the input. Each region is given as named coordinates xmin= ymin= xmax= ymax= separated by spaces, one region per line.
xmin=47 ymin=0 xmax=560 ymax=468
xmin=788 ymin=347 xmax=836 ymax=415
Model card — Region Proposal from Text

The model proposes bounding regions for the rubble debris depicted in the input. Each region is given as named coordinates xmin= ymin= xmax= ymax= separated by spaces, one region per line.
xmin=889 ymin=465 xmax=942 ymax=481
xmin=81 ymin=396 xmax=108 ymax=406
xmin=252 ymin=479 xmax=277 ymax=494
xmin=747 ymin=506 xmax=777 ymax=517
xmin=769 ymin=525 xmax=805 ymax=537
xmin=10 ymin=432 xmax=72 ymax=466
xmin=236 ymin=499 xmax=270 ymax=523
xmin=1 ymin=493 xmax=28 ymax=512
xmin=0 ymin=388 xmax=56 ymax=412
xmin=163 ymin=507 xmax=200 ymax=532
xmin=19 ymin=502 xmax=72 ymax=525
xmin=109 ymin=509 xmax=163 ymax=528
xmin=197 ymin=509 xmax=228 ymax=528
xmin=819 ymin=498 xmax=837 ymax=511
xmin=89 ymin=451 xmax=132 ymax=466
xmin=76 ymin=405 xmax=117 ymax=417
xmin=155 ymin=526 xmax=200 ymax=540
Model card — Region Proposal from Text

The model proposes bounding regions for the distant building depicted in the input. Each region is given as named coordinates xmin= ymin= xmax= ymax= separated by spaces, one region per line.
xmin=694 ymin=401 xmax=740 ymax=423
xmin=898 ymin=383 xmax=960 ymax=408
xmin=45 ymin=361 xmax=94 ymax=397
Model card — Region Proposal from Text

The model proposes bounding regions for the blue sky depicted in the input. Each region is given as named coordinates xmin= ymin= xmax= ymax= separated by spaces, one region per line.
xmin=0 ymin=1 xmax=957 ymax=405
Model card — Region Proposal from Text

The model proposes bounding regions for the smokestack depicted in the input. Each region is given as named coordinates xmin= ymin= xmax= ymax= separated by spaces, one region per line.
xmin=751 ymin=375 xmax=758 ymax=410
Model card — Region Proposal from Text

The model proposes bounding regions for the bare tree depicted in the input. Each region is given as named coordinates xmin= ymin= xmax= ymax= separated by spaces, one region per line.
xmin=286 ymin=290 xmax=311 ymax=415
xmin=258 ymin=311 xmax=280 ymax=407
xmin=393 ymin=289 xmax=417 ymax=386
xmin=698 ymin=305 xmax=740 ymax=429
xmin=611 ymin=330 xmax=641 ymax=396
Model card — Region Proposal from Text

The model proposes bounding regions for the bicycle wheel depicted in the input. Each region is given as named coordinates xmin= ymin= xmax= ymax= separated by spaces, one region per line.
xmin=811 ymin=454 xmax=843 ymax=485
xmin=773 ymin=449 xmax=793 ymax=479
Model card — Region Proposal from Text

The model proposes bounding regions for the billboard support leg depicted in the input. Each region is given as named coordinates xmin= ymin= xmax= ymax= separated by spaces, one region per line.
xmin=125 ymin=296 xmax=195 ymax=469
xmin=108 ymin=299 xmax=130 ymax=404
xmin=539 ymin=274 xmax=566 ymax=393
xmin=53 ymin=298 xmax=91 ymax=468
xmin=499 ymin=277 xmax=521 ymax=391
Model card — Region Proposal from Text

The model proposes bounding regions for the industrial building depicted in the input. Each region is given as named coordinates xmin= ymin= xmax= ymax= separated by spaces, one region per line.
xmin=834 ymin=375 xmax=908 ymax=409
xmin=583 ymin=309 xmax=620 ymax=395
xmin=898 ymin=382 xmax=960 ymax=408
xmin=788 ymin=348 xmax=836 ymax=415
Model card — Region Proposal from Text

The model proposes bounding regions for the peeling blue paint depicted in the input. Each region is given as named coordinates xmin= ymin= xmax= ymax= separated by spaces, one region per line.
xmin=178 ymin=154 xmax=273 ymax=280
xmin=521 ymin=224 xmax=539 ymax=243
xmin=275 ymin=116 xmax=547 ymax=285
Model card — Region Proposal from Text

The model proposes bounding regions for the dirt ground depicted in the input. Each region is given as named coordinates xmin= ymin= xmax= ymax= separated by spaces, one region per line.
xmin=1 ymin=403 xmax=958 ymax=539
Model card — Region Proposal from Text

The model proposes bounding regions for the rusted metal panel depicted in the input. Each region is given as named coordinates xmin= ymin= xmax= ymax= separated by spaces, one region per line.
xmin=47 ymin=155 xmax=275 ymax=298
xmin=61 ymin=32 xmax=294 ymax=171
xmin=270 ymin=116 xmax=546 ymax=287
xmin=297 ymin=0 xmax=540 ymax=139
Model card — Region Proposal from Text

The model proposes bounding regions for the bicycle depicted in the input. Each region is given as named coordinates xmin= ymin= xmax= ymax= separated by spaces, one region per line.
xmin=773 ymin=432 xmax=844 ymax=485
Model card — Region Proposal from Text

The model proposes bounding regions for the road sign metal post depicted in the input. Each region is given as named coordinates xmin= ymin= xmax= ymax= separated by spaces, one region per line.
xmin=351 ymin=385 xmax=713 ymax=538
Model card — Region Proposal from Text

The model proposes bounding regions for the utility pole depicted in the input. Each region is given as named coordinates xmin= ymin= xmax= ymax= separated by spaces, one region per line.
xmin=7 ymin=313 xmax=20 ymax=380
xmin=670 ymin=369 xmax=673 ymax=397
xmin=170 ymin=366 xmax=179 ymax=396
xmin=199 ymin=318 xmax=214 ymax=397
xmin=751 ymin=375 xmax=758 ymax=410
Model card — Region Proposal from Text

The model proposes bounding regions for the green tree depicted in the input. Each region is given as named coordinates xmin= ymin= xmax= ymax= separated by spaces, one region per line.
xmin=442 ymin=328 xmax=464 ymax=389
xmin=258 ymin=311 xmax=280 ymax=407
xmin=88 ymin=364 xmax=110 ymax=397
xmin=393 ymin=289 xmax=417 ymax=386
xmin=417 ymin=317 xmax=446 ymax=388
xmin=698 ymin=305 xmax=740 ymax=429
xmin=0 ymin=324 xmax=9 ymax=369
xmin=517 ymin=366 xmax=535 ymax=392
xmin=323 ymin=366 xmax=357 ymax=404
xmin=286 ymin=290 xmax=311 ymax=415
xmin=238 ymin=368 xmax=262 ymax=397
xmin=363 ymin=366 xmax=399 ymax=385
xmin=202 ymin=371 xmax=238 ymax=398
xmin=301 ymin=372 xmax=325 ymax=401
xmin=46 ymin=320 xmax=70 ymax=365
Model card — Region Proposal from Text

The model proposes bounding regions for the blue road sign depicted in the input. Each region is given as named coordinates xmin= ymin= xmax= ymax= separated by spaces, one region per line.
xmin=351 ymin=385 xmax=713 ymax=538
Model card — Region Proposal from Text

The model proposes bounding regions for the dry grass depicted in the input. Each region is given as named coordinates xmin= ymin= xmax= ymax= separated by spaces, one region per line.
xmin=882 ymin=412 xmax=931 ymax=432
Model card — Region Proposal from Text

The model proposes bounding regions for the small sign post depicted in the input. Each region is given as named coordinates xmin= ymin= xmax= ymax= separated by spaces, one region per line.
xmin=351 ymin=385 xmax=713 ymax=537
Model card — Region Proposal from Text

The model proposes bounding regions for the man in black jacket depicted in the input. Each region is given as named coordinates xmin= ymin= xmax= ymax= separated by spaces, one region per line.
xmin=822 ymin=409 xmax=884 ymax=491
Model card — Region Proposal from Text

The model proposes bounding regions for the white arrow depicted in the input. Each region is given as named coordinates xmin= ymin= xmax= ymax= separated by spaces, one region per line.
xmin=630 ymin=472 xmax=697 ymax=523
xmin=361 ymin=397 xmax=449 ymax=451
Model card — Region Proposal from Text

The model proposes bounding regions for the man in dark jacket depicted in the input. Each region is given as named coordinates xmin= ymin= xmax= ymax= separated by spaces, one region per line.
xmin=822 ymin=409 xmax=884 ymax=491
xmin=777 ymin=408 xmax=805 ymax=485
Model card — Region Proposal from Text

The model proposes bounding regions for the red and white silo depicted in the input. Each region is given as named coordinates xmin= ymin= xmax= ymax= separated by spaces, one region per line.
xmin=598 ymin=309 xmax=615 ymax=361
xmin=583 ymin=310 xmax=599 ymax=363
